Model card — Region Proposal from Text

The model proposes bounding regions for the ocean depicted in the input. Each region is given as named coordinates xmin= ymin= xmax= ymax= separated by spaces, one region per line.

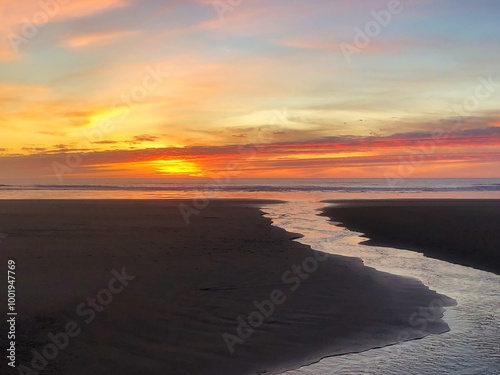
xmin=1 ymin=178 xmax=500 ymax=199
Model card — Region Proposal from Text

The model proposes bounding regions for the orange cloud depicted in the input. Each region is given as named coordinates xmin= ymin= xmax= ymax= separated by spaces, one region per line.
xmin=2 ymin=125 xmax=500 ymax=181
xmin=55 ymin=0 xmax=128 ymax=20
xmin=61 ymin=30 xmax=138 ymax=49
xmin=0 ymin=0 xmax=129 ymax=59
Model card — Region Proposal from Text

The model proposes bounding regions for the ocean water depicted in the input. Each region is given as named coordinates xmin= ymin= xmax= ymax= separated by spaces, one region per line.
xmin=1 ymin=178 xmax=499 ymax=374
xmin=262 ymin=200 xmax=500 ymax=375
xmin=1 ymin=178 xmax=500 ymax=199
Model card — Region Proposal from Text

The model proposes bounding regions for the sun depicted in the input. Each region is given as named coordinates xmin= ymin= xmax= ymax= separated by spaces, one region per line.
xmin=151 ymin=159 xmax=205 ymax=176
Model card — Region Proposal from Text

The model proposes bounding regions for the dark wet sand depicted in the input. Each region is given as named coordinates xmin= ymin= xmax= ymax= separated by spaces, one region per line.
xmin=322 ymin=199 xmax=500 ymax=275
xmin=0 ymin=200 xmax=455 ymax=375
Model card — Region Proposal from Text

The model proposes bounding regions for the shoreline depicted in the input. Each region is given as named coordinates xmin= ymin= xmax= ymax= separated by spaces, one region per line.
xmin=322 ymin=199 xmax=500 ymax=275
xmin=0 ymin=199 xmax=455 ymax=374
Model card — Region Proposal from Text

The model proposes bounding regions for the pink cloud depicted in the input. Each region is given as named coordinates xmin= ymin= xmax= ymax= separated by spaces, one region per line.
xmin=0 ymin=0 xmax=130 ymax=60
xmin=61 ymin=30 xmax=138 ymax=49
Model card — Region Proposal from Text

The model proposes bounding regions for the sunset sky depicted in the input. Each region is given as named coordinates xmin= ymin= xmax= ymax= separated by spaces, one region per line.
xmin=1 ymin=0 xmax=500 ymax=183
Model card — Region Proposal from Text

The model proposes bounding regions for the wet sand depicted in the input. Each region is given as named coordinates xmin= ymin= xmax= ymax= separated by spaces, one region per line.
xmin=322 ymin=199 xmax=500 ymax=275
xmin=0 ymin=200 xmax=455 ymax=375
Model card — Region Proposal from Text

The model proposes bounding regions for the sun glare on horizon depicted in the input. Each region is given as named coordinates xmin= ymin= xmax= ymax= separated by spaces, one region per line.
xmin=152 ymin=160 xmax=205 ymax=177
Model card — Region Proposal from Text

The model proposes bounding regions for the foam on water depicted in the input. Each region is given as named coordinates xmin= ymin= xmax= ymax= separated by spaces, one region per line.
xmin=262 ymin=200 xmax=500 ymax=375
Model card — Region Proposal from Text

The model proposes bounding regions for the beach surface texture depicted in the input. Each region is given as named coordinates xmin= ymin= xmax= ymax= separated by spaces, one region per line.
xmin=0 ymin=200 xmax=455 ymax=374
xmin=323 ymin=199 xmax=500 ymax=275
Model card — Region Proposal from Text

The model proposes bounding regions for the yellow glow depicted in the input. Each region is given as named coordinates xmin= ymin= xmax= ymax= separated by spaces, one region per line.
xmin=87 ymin=107 xmax=128 ymax=128
xmin=152 ymin=160 xmax=205 ymax=176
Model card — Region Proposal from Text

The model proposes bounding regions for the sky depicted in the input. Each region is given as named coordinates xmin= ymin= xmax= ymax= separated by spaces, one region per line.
xmin=1 ymin=0 xmax=500 ymax=183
